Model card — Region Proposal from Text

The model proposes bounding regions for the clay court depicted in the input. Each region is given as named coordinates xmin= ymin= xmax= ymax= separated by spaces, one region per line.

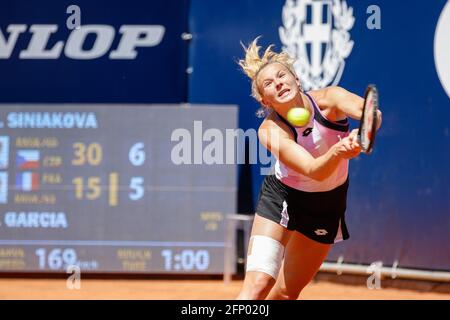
xmin=1 ymin=276 xmax=449 ymax=300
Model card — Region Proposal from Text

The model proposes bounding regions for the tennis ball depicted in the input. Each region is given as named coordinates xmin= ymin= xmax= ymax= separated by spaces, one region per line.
xmin=287 ymin=107 xmax=310 ymax=126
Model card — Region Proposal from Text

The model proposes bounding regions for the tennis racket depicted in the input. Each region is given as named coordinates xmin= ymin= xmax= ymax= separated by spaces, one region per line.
xmin=357 ymin=84 xmax=379 ymax=154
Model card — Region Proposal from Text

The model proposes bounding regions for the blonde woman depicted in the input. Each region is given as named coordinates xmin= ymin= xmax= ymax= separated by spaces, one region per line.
xmin=237 ymin=38 xmax=382 ymax=300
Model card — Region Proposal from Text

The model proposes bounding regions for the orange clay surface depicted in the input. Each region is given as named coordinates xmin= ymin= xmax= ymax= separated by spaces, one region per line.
xmin=0 ymin=278 xmax=449 ymax=300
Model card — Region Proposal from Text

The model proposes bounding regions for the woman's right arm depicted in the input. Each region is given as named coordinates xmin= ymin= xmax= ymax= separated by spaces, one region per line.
xmin=258 ymin=117 xmax=361 ymax=181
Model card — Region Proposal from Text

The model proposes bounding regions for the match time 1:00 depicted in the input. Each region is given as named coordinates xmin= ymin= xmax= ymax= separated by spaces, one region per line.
xmin=161 ymin=249 xmax=210 ymax=271
xmin=70 ymin=142 xmax=146 ymax=206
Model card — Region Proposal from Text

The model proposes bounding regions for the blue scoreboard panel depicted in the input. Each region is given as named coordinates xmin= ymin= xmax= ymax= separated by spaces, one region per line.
xmin=0 ymin=104 xmax=237 ymax=274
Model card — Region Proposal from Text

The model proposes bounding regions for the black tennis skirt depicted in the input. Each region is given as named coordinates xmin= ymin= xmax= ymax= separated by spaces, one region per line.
xmin=255 ymin=175 xmax=350 ymax=244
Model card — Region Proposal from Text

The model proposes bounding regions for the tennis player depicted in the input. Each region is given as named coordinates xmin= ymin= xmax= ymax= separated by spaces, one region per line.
xmin=236 ymin=38 xmax=382 ymax=300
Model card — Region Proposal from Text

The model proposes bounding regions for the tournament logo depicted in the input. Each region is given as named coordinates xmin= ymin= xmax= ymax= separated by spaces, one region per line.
xmin=279 ymin=0 xmax=355 ymax=90
xmin=434 ymin=1 xmax=450 ymax=98
xmin=0 ymin=24 xmax=165 ymax=60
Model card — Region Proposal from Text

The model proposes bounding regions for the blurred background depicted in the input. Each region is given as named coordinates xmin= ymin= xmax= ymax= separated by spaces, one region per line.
xmin=0 ymin=0 xmax=449 ymax=295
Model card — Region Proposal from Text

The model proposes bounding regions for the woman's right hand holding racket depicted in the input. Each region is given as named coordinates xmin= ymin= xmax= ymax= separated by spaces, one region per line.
xmin=335 ymin=129 xmax=362 ymax=159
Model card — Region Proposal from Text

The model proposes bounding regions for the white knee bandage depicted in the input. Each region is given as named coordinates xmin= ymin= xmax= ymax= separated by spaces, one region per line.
xmin=246 ymin=235 xmax=285 ymax=279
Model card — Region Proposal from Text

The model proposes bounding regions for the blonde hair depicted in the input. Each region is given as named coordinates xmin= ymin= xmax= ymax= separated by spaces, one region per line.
xmin=238 ymin=37 xmax=297 ymax=104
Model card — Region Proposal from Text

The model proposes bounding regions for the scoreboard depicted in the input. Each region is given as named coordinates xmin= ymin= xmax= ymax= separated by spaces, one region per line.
xmin=0 ymin=104 xmax=237 ymax=274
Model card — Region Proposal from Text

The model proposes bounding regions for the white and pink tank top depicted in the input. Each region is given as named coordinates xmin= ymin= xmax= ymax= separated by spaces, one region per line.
xmin=274 ymin=91 xmax=350 ymax=192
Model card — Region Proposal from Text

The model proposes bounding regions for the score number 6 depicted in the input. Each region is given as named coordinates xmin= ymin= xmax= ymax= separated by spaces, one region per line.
xmin=129 ymin=143 xmax=145 ymax=166
xmin=129 ymin=143 xmax=145 ymax=201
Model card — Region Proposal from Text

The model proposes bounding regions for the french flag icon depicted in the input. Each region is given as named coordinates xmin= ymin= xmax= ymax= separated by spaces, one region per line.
xmin=16 ymin=172 xmax=39 ymax=191
xmin=16 ymin=150 xmax=40 ymax=169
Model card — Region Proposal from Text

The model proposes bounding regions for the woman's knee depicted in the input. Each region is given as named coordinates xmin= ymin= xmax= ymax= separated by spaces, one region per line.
xmin=272 ymin=284 xmax=304 ymax=300
xmin=244 ymin=272 xmax=276 ymax=300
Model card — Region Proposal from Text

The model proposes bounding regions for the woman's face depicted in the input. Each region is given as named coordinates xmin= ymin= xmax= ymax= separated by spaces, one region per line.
xmin=257 ymin=62 xmax=301 ymax=109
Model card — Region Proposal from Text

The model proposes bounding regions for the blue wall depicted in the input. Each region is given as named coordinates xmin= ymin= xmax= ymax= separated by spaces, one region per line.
xmin=188 ymin=0 xmax=450 ymax=270
xmin=0 ymin=0 xmax=188 ymax=102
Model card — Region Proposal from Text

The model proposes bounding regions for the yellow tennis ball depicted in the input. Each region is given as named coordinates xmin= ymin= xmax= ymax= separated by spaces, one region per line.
xmin=287 ymin=107 xmax=310 ymax=126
